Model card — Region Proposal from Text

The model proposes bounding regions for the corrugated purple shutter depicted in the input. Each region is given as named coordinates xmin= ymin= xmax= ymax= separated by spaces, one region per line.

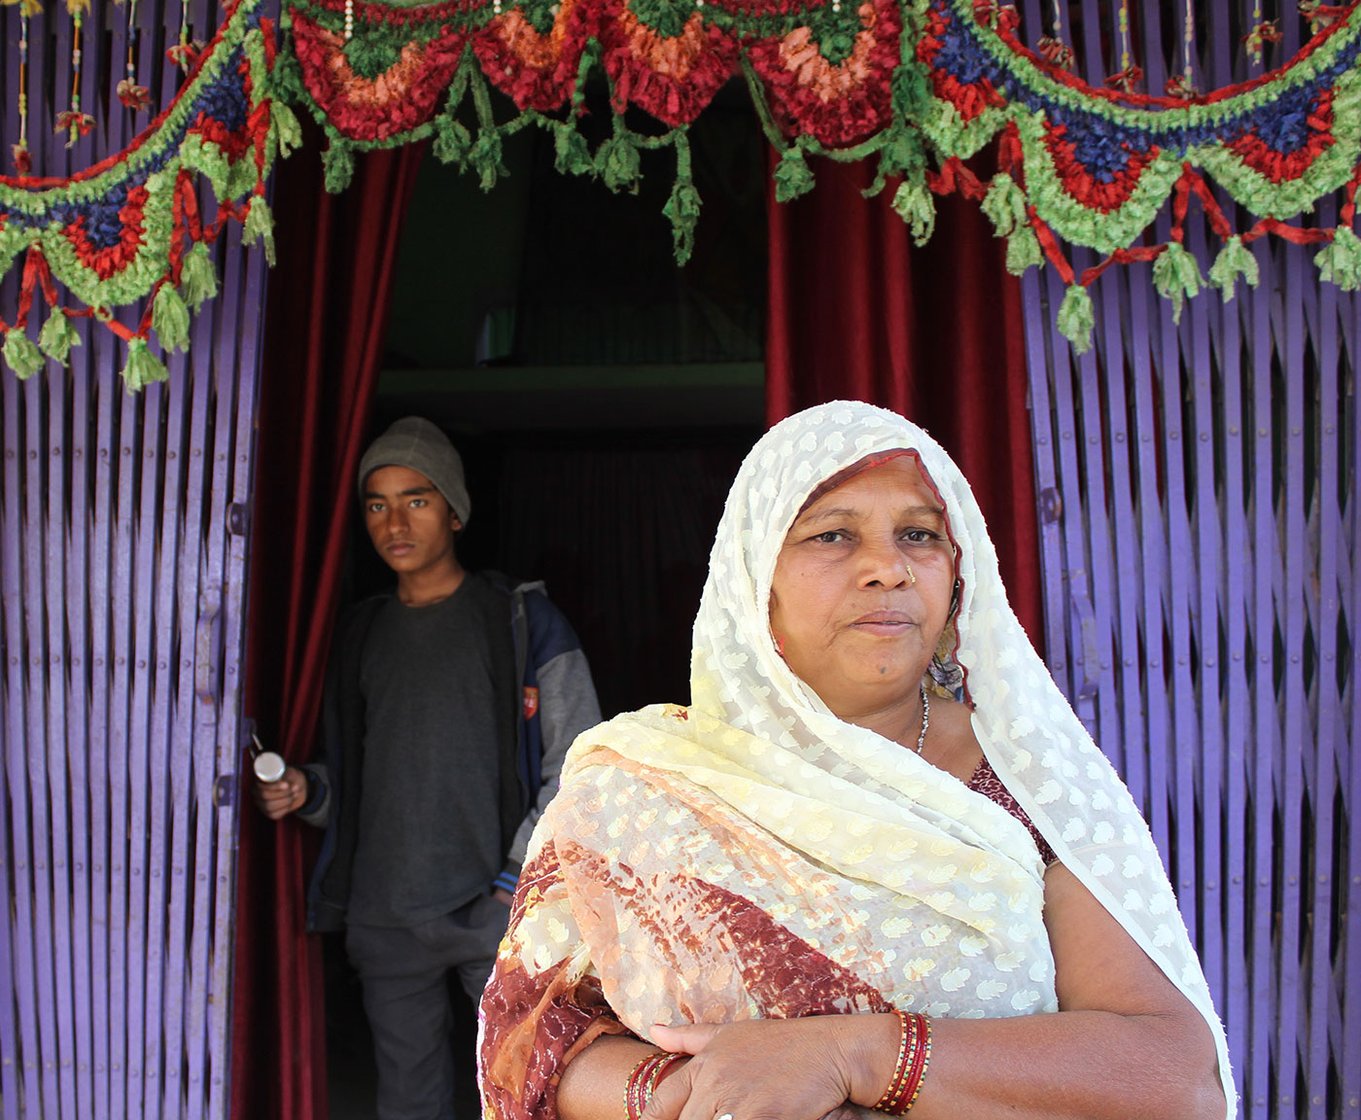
xmin=1023 ymin=238 xmax=1359 ymax=1118
xmin=1016 ymin=3 xmax=1358 ymax=1117
xmin=0 ymin=1 xmax=269 ymax=1115
xmin=0 ymin=247 xmax=268 ymax=1120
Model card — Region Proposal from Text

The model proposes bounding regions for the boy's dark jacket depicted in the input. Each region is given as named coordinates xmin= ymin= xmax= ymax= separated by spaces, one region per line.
xmin=298 ymin=572 xmax=601 ymax=933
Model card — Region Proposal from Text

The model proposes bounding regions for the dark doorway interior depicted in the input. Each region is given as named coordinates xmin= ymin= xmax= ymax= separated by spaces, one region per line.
xmin=322 ymin=77 xmax=767 ymax=1119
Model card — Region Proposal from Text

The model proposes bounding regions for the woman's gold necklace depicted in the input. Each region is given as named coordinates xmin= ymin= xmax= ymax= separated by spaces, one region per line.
xmin=914 ymin=683 xmax=930 ymax=753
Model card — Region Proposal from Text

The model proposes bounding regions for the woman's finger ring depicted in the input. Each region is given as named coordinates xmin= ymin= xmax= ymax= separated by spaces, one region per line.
xmin=716 ymin=1114 xmax=734 ymax=1120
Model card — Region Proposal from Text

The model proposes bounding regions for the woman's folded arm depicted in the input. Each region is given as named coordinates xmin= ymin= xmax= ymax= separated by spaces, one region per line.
xmin=554 ymin=863 xmax=1222 ymax=1120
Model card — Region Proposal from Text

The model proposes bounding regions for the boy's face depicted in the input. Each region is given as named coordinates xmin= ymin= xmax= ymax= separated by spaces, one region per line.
xmin=362 ymin=464 xmax=461 ymax=577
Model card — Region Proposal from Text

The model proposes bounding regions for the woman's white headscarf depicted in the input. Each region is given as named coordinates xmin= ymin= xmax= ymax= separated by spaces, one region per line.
xmin=686 ymin=400 xmax=1234 ymax=1114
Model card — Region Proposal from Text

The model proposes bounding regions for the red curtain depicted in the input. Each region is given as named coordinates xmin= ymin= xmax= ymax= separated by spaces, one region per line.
xmin=766 ymin=158 xmax=1043 ymax=646
xmin=232 ymin=130 xmax=426 ymax=1120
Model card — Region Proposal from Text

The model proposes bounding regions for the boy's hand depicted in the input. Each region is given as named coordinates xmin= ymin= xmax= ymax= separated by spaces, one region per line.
xmin=252 ymin=766 xmax=308 ymax=820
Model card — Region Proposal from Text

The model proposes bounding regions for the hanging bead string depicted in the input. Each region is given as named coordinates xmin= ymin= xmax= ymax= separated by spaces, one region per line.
xmin=12 ymin=14 xmax=33 ymax=173
xmin=118 ymin=0 xmax=154 ymax=110
xmin=179 ymin=0 xmax=192 ymax=61
xmin=1118 ymin=0 xmax=1131 ymax=71
xmin=55 ymin=6 xmax=97 ymax=148
xmin=1165 ymin=0 xmax=1198 ymax=97
xmin=1243 ymin=0 xmax=1279 ymax=66
xmin=344 ymin=0 xmax=354 ymax=39
xmin=128 ymin=0 xmax=140 ymax=85
xmin=1182 ymin=0 xmax=1195 ymax=87
xmin=168 ymin=0 xmax=204 ymax=72
xmin=72 ymin=10 xmax=86 ymax=132
xmin=1104 ymin=0 xmax=1142 ymax=92
xmin=1037 ymin=0 xmax=1074 ymax=69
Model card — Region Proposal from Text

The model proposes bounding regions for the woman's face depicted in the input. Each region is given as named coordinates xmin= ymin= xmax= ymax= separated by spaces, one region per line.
xmin=769 ymin=456 xmax=955 ymax=721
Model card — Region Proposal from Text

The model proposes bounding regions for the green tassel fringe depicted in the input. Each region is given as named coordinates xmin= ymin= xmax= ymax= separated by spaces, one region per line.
xmin=1208 ymin=236 xmax=1260 ymax=302
xmin=122 ymin=338 xmax=169 ymax=393
xmin=773 ymin=146 xmax=815 ymax=204
xmin=1316 ymin=225 xmax=1361 ymax=291
xmin=271 ymin=50 xmax=306 ymax=103
xmin=982 ymin=173 xmax=1026 ymax=238
xmin=1004 ymin=224 xmax=1042 ymax=275
xmin=323 ymin=142 xmax=356 ymax=193
xmin=865 ymin=126 xmax=924 ymax=198
xmin=225 ymin=155 xmax=260 ymax=204
xmin=196 ymin=155 xmax=232 ymax=205
xmin=433 ymin=116 xmax=472 ymax=166
xmin=596 ymin=133 xmax=641 ymax=194
xmin=891 ymin=174 xmax=935 ymax=246
xmin=180 ymin=241 xmax=219 ymax=311
xmin=38 ymin=308 xmax=81 ymax=363
xmin=272 ymin=100 xmax=303 ymax=160
xmin=1058 ymin=284 xmax=1095 ymax=354
xmin=571 ymin=40 xmax=601 ymax=114
xmin=663 ymin=180 xmax=702 ymax=266
xmin=1152 ymin=241 xmax=1204 ymax=323
xmin=3 ymin=328 xmax=44 ymax=379
xmin=553 ymin=125 xmax=592 ymax=177
xmin=470 ymin=131 xmax=506 ymax=191
xmin=243 ymin=195 xmax=277 ymax=266
xmin=153 ymin=284 xmax=192 ymax=353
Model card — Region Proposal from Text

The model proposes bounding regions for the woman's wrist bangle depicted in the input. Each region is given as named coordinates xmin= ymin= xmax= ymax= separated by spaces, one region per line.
xmin=624 ymin=1051 xmax=686 ymax=1120
xmin=872 ymin=1010 xmax=931 ymax=1115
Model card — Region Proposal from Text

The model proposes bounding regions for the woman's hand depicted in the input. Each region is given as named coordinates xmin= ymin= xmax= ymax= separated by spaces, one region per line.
xmin=643 ymin=1017 xmax=885 ymax=1120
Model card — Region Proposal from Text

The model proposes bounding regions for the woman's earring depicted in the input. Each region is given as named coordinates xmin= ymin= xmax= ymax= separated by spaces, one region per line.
xmin=773 ymin=633 xmax=785 ymax=656
xmin=949 ymin=580 xmax=961 ymax=617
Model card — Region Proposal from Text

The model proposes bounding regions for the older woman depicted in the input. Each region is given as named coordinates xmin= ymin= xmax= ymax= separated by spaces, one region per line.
xmin=479 ymin=401 xmax=1234 ymax=1120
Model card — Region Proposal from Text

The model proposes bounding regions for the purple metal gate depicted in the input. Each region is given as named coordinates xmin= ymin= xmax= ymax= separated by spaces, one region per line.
xmin=0 ymin=263 xmax=268 ymax=1120
xmin=0 ymin=2 xmax=270 ymax=1116
xmin=1023 ymin=223 xmax=1360 ymax=1120
xmin=1015 ymin=4 xmax=1359 ymax=1118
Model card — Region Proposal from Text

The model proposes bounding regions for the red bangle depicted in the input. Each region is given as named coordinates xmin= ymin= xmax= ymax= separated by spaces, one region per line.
xmin=624 ymin=1051 xmax=686 ymax=1120
xmin=904 ymin=1017 xmax=932 ymax=1113
xmin=872 ymin=1011 xmax=931 ymax=1115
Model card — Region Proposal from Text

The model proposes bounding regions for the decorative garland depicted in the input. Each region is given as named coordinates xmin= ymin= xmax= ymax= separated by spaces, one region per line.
xmin=281 ymin=0 xmax=1361 ymax=345
xmin=919 ymin=0 xmax=1361 ymax=349
xmin=0 ymin=0 xmax=297 ymax=389
xmin=278 ymin=0 xmax=922 ymax=263
xmin=7 ymin=0 xmax=1356 ymax=371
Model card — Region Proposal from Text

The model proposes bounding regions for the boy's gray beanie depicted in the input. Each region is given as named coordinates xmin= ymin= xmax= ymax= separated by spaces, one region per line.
xmin=357 ymin=417 xmax=471 ymax=525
